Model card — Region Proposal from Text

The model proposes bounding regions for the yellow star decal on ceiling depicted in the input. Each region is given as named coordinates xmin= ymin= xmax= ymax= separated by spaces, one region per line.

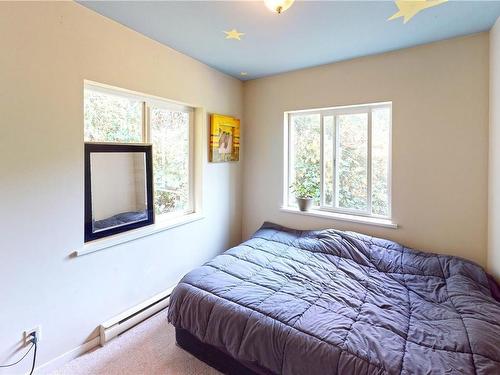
xmin=224 ymin=29 xmax=245 ymax=40
xmin=388 ymin=0 xmax=448 ymax=24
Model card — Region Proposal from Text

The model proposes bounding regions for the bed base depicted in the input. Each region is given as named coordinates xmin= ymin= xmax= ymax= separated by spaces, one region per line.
xmin=175 ymin=328 xmax=275 ymax=375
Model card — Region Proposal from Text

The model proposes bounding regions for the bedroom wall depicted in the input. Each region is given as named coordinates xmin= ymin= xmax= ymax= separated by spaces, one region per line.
xmin=243 ymin=33 xmax=489 ymax=266
xmin=0 ymin=2 xmax=242 ymax=373
xmin=489 ymin=17 xmax=500 ymax=280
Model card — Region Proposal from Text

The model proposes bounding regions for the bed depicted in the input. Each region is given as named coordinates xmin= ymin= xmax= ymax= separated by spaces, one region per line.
xmin=168 ymin=222 xmax=500 ymax=374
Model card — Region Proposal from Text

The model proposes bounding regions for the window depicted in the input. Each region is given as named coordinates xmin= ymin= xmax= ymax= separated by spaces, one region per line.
xmin=150 ymin=106 xmax=192 ymax=215
xmin=84 ymin=84 xmax=194 ymax=220
xmin=84 ymin=89 xmax=143 ymax=143
xmin=285 ymin=103 xmax=391 ymax=219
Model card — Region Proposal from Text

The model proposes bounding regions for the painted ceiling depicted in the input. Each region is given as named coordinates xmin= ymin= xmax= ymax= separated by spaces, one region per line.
xmin=80 ymin=1 xmax=500 ymax=80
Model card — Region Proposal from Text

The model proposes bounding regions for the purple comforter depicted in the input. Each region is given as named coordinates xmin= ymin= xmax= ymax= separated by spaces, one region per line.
xmin=168 ymin=223 xmax=500 ymax=374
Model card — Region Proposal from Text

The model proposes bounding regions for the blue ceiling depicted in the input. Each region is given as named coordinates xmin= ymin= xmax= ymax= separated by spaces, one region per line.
xmin=80 ymin=1 xmax=500 ymax=80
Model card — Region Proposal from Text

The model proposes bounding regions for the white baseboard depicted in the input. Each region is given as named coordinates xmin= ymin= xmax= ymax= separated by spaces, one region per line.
xmin=35 ymin=336 xmax=100 ymax=374
xmin=100 ymin=287 xmax=174 ymax=346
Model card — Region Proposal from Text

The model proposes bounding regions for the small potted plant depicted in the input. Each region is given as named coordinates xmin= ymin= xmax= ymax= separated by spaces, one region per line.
xmin=290 ymin=179 xmax=319 ymax=212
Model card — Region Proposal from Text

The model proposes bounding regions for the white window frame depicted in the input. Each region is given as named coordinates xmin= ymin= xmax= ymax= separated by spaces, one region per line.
xmin=283 ymin=102 xmax=393 ymax=223
xmin=78 ymin=81 xmax=204 ymax=255
xmin=146 ymin=98 xmax=195 ymax=221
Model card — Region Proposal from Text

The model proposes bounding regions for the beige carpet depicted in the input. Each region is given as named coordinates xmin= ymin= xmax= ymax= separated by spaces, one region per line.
xmin=51 ymin=309 xmax=221 ymax=375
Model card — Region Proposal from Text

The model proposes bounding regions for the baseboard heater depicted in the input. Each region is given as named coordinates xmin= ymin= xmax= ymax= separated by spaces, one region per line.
xmin=99 ymin=285 xmax=176 ymax=346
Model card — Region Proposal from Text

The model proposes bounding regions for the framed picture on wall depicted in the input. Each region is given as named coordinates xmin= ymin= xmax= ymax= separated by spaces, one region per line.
xmin=84 ymin=143 xmax=154 ymax=242
xmin=209 ymin=114 xmax=240 ymax=162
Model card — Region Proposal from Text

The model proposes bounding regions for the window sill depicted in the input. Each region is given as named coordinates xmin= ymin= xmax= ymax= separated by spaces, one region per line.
xmin=74 ymin=212 xmax=204 ymax=257
xmin=280 ymin=207 xmax=397 ymax=229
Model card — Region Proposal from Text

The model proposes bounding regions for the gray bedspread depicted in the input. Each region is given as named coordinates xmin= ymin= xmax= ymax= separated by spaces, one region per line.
xmin=168 ymin=223 xmax=500 ymax=374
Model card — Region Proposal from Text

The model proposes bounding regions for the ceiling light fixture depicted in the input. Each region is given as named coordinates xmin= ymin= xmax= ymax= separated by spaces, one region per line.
xmin=264 ymin=0 xmax=294 ymax=14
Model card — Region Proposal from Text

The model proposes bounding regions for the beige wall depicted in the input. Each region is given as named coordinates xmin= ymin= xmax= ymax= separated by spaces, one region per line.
xmin=489 ymin=18 xmax=500 ymax=280
xmin=243 ymin=33 xmax=489 ymax=267
xmin=0 ymin=2 xmax=242 ymax=373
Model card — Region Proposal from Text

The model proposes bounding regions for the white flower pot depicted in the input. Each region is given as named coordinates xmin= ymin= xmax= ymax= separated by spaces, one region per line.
xmin=297 ymin=197 xmax=313 ymax=212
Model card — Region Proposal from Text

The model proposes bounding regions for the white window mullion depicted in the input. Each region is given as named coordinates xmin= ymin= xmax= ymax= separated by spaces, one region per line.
xmin=387 ymin=106 xmax=393 ymax=218
xmin=320 ymin=114 xmax=324 ymax=207
xmin=144 ymin=102 xmax=150 ymax=143
xmin=334 ymin=114 xmax=340 ymax=209
xmin=367 ymin=110 xmax=373 ymax=215
xmin=332 ymin=114 xmax=337 ymax=209
xmin=283 ymin=113 xmax=290 ymax=207
xmin=188 ymin=113 xmax=195 ymax=214
xmin=288 ymin=115 xmax=295 ymax=206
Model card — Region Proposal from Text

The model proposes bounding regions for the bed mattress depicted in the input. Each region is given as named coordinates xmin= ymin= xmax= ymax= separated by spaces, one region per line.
xmin=168 ymin=223 xmax=500 ymax=374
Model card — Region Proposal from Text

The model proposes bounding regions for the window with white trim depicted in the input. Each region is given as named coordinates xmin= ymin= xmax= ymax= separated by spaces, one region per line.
xmin=84 ymin=83 xmax=194 ymax=219
xmin=285 ymin=103 xmax=392 ymax=218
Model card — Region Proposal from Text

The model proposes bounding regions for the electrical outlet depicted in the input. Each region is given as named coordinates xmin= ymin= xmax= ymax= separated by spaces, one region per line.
xmin=23 ymin=326 xmax=41 ymax=346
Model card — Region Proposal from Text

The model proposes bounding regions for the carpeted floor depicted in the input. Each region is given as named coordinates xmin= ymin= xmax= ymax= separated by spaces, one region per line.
xmin=50 ymin=309 xmax=221 ymax=375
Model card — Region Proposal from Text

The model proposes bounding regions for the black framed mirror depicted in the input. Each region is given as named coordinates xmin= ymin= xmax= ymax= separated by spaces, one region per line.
xmin=85 ymin=143 xmax=154 ymax=242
